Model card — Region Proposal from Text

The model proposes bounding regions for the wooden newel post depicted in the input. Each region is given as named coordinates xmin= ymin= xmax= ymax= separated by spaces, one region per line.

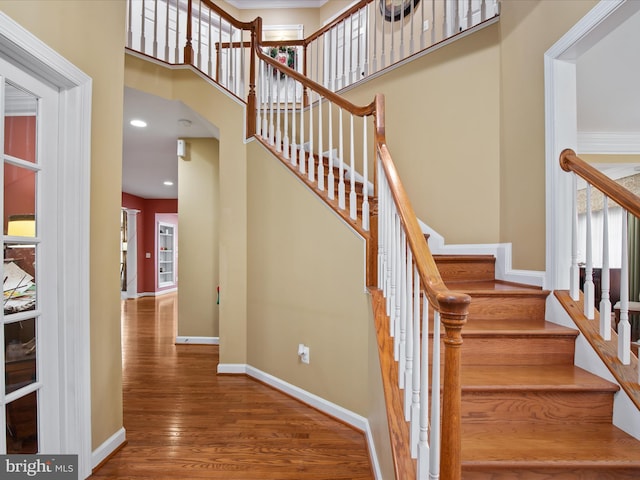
xmin=246 ymin=21 xmax=258 ymax=138
xmin=184 ymin=0 xmax=194 ymax=65
xmin=438 ymin=294 xmax=470 ymax=480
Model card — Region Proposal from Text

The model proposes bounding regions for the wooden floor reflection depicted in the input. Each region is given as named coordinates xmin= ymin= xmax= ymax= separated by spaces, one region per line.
xmin=90 ymin=293 xmax=374 ymax=479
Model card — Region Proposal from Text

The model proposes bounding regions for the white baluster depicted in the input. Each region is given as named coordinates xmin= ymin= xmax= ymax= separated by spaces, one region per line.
xmin=377 ymin=159 xmax=384 ymax=289
xmin=127 ymin=0 xmax=133 ymax=48
xmin=299 ymin=90 xmax=306 ymax=174
xmin=318 ymin=97 xmax=324 ymax=191
xmin=175 ymin=1 xmax=180 ymax=63
xmin=430 ymin=0 xmax=434 ymax=47
xmin=394 ymin=215 xmax=402 ymax=361
xmin=390 ymin=3 xmax=395 ymax=64
xmin=619 ymin=211 xmax=631 ymax=364
xmin=164 ymin=0 xmax=169 ymax=61
xmin=276 ymin=72 xmax=282 ymax=152
xmin=404 ymin=246 xmax=414 ymax=420
xmin=240 ymin=32 xmax=245 ymax=97
xmin=261 ymin=62 xmax=268 ymax=139
xmin=283 ymin=76 xmax=289 ymax=159
xmin=349 ymin=114 xmax=357 ymax=220
xmin=400 ymin=0 xmax=405 ymax=60
xmin=362 ymin=115 xmax=370 ymax=230
xmin=409 ymin=0 xmax=415 ymax=56
xmin=207 ymin=9 xmax=212 ymax=77
xmin=428 ymin=310 xmax=441 ymax=479
xmin=353 ymin=12 xmax=360 ymax=84
xmin=417 ymin=292 xmax=430 ymax=477
xmin=327 ymin=101 xmax=334 ymax=200
xmin=256 ymin=60 xmax=262 ymax=137
xmin=140 ymin=0 xmax=146 ymax=53
xmin=386 ymin=198 xmax=395 ymax=322
xmin=291 ymin=80 xmax=297 ymax=166
xmin=345 ymin=17 xmax=352 ymax=87
xmin=570 ymin=174 xmax=580 ymax=300
xmin=467 ymin=0 xmax=473 ymax=28
xmin=398 ymin=230 xmax=407 ymax=388
xmin=196 ymin=0 xmax=202 ymax=70
xmin=218 ymin=15 xmax=222 ymax=80
xmin=600 ymin=196 xmax=612 ymax=340
xmin=381 ymin=5 xmax=386 ymax=69
xmin=363 ymin=5 xmax=370 ymax=77
xmin=308 ymin=92 xmax=315 ymax=182
xmin=584 ymin=184 xmax=595 ymax=319
xmin=373 ymin=2 xmax=378 ymax=73
xmin=481 ymin=0 xmax=487 ymax=21
xmin=338 ymin=108 xmax=346 ymax=209
xmin=268 ymin=65 xmax=275 ymax=145
xmin=410 ymin=267 xmax=421 ymax=459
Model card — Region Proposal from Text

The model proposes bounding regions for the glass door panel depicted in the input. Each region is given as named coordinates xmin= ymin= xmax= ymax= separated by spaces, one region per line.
xmin=2 ymin=77 xmax=41 ymax=454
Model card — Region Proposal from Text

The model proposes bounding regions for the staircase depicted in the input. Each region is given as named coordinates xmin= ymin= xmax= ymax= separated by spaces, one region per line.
xmin=433 ymin=254 xmax=640 ymax=479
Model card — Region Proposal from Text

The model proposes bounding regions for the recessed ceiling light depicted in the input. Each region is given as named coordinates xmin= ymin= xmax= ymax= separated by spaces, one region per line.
xmin=163 ymin=181 xmax=174 ymax=186
xmin=130 ymin=119 xmax=147 ymax=128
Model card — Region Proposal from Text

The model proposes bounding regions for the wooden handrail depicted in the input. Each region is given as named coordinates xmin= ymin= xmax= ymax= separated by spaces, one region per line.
xmin=304 ymin=0 xmax=370 ymax=44
xmin=200 ymin=0 xmax=256 ymax=31
xmin=375 ymin=94 xmax=470 ymax=480
xmin=560 ymin=149 xmax=640 ymax=218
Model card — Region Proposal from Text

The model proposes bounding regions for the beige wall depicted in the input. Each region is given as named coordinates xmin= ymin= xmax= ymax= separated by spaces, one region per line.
xmin=0 ymin=0 xmax=127 ymax=450
xmin=124 ymin=56 xmax=248 ymax=364
xmin=498 ymin=0 xmax=598 ymax=270
xmin=343 ymin=23 xmax=502 ymax=246
xmin=178 ymin=138 xmax=220 ymax=337
xmin=246 ymin=140 xmax=371 ymax=414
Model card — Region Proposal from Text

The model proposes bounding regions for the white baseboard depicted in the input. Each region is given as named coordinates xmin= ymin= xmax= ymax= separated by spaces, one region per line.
xmin=175 ymin=336 xmax=219 ymax=345
xmin=216 ymin=363 xmax=383 ymax=479
xmin=419 ymin=220 xmax=545 ymax=288
xmin=92 ymin=427 xmax=126 ymax=470
xmin=138 ymin=288 xmax=177 ymax=297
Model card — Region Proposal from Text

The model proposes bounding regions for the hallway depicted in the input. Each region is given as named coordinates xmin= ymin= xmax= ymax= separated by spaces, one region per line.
xmin=89 ymin=294 xmax=374 ymax=479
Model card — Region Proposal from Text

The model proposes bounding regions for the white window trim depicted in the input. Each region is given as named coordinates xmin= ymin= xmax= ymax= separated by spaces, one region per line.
xmin=0 ymin=11 xmax=92 ymax=478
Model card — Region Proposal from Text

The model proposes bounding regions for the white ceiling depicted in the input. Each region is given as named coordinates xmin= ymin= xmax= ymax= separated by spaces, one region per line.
xmin=122 ymin=5 xmax=640 ymax=199
xmin=122 ymin=87 xmax=217 ymax=199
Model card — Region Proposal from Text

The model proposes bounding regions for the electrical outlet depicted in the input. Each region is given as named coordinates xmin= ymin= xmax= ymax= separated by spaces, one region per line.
xmin=297 ymin=343 xmax=310 ymax=364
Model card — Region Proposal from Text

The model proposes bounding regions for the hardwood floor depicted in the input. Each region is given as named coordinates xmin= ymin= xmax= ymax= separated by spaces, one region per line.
xmin=90 ymin=294 xmax=374 ymax=480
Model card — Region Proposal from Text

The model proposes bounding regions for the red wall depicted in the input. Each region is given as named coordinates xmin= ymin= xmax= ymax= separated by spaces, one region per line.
xmin=122 ymin=193 xmax=178 ymax=294
xmin=4 ymin=117 xmax=36 ymax=233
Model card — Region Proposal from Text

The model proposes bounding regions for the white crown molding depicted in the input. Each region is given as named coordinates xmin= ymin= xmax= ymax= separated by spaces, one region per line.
xmin=226 ymin=0 xmax=328 ymax=9
xmin=577 ymin=131 xmax=640 ymax=154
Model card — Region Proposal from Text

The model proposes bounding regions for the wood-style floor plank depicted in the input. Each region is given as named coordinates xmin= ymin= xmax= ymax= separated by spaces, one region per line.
xmin=90 ymin=294 xmax=373 ymax=479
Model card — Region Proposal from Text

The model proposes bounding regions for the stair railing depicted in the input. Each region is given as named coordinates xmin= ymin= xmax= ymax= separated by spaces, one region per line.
xmin=254 ymin=16 xmax=470 ymax=478
xmin=560 ymin=149 xmax=640 ymax=383
xmin=259 ymin=0 xmax=500 ymax=92
xmin=125 ymin=0 xmax=258 ymax=134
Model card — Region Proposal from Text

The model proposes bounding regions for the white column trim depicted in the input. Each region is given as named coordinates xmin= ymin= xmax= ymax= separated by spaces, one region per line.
xmin=0 ymin=11 xmax=93 ymax=478
xmin=124 ymin=208 xmax=140 ymax=299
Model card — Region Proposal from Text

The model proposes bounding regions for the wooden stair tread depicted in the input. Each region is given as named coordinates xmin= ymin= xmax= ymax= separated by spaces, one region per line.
xmin=462 ymin=423 xmax=640 ymax=465
xmin=446 ymin=280 xmax=547 ymax=295
xmin=434 ymin=254 xmax=496 ymax=262
xmin=461 ymin=319 xmax=578 ymax=336
xmin=460 ymin=365 xmax=618 ymax=391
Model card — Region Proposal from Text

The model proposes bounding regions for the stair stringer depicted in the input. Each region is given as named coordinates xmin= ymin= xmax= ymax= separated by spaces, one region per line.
xmin=419 ymin=219 xmax=546 ymax=288
xmin=547 ymin=293 xmax=640 ymax=441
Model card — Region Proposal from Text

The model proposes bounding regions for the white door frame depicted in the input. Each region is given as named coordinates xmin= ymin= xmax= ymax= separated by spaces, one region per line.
xmin=544 ymin=0 xmax=640 ymax=291
xmin=0 ymin=12 xmax=92 ymax=478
